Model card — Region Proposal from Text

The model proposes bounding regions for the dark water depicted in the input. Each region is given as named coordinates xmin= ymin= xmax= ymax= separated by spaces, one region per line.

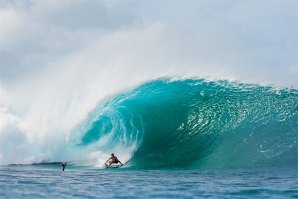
xmin=1 ymin=165 xmax=297 ymax=199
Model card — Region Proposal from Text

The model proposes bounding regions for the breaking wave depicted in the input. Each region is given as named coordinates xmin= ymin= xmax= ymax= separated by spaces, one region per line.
xmin=72 ymin=78 xmax=298 ymax=169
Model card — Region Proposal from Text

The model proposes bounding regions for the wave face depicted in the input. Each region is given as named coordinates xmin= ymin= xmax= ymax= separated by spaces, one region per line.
xmin=74 ymin=78 xmax=298 ymax=169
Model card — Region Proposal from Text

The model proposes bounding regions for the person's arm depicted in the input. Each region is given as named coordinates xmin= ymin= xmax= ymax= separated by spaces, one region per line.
xmin=105 ymin=157 xmax=111 ymax=164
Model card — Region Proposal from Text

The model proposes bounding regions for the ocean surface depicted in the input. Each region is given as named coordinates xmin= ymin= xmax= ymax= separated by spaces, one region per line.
xmin=1 ymin=78 xmax=297 ymax=198
xmin=1 ymin=164 xmax=297 ymax=198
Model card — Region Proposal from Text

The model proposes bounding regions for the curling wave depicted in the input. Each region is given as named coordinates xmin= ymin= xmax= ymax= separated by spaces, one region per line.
xmin=73 ymin=78 xmax=298 ymax=169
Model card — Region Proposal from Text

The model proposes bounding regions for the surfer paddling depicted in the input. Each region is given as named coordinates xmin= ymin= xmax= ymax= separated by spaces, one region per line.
xmin=105 ymin=153 xmax=123 ymax=167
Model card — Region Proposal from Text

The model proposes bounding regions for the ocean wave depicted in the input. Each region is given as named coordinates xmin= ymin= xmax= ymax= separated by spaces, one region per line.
xmin=73 ymin=78 xmax=298 ymax=169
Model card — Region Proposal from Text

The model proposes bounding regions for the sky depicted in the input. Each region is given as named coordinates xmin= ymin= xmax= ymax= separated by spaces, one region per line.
xmin=0 ymin=0 xmax=297 ymax=87
xmin=0 ymin=0 xmax=297 ymax=164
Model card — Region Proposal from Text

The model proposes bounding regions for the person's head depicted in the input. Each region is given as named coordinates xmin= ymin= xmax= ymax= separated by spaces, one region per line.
xmin=111 ymin=153 xmax=114 ymax=157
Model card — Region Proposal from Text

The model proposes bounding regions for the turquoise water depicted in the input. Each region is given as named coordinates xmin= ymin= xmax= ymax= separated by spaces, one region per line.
xmin=2 ymin=78 xmax=298 ymax=198
xmin=73 ymin=78 xmax=298 ymax=169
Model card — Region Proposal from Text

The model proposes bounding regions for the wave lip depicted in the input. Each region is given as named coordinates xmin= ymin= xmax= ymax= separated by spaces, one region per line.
xmin=76 ymin=78 xmax=298 ymax=169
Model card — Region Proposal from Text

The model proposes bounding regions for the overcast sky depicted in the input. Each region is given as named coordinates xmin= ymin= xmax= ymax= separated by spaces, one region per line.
xmin=1 ymin=0 xmax=298 ymax=89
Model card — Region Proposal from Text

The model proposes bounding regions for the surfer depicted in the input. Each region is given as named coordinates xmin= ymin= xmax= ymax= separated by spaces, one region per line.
xmin=105 ymin=153 xmax=123 ymax=167
xmin=61 ymin=162 xmax=67 ymax=171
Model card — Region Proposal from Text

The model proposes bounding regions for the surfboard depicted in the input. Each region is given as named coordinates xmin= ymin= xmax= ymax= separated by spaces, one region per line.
xmin=105 ymin=163 xmax=122 ymax=168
